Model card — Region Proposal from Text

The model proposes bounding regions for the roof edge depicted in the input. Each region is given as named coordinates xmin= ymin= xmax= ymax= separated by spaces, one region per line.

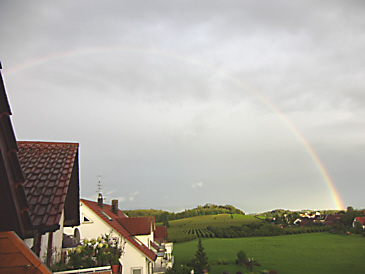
xmin=18 ymin=141 xmax=79 ymax=146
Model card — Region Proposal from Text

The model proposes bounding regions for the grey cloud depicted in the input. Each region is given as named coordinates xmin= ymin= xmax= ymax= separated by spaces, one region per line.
xmin=1 ymin=0 xmax=365 ymax=212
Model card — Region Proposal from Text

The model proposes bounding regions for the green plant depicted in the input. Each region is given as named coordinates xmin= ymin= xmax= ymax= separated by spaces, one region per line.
xmin=67 ymin=234 xmax=125 ymax=270
xmin=189 ymin=238 xmax=210 ymax=274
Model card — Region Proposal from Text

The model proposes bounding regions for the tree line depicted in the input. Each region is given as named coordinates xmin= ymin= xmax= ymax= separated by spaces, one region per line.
xmin=123 ymin=203 xmax=244 ymax=223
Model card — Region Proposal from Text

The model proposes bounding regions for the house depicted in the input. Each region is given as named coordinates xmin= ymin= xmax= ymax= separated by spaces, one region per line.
xmin=17 ymin=141 xmax=80 ymax=265
xmin=353 ymin=217 xmax=365 ymax=229
xmin=153 ymin=226 xmax=173 ymax=270
xmin=293 ymin=217 xmax=314 ymax=227
xmin=75 ymin=196 xmax=173 ymax=274
xmin=323 ymin=214 xmax=342 ymax=226
xmin=0 ymin=63 xmax=33 ymax=240
xmin=0 ymin=63 xmax=52 ymax=273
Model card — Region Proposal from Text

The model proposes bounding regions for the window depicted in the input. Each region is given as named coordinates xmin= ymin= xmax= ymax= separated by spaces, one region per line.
xmin=132 ymin=268 xmax=142 ymax=274
xmin=100 ymin=210 xmax=113 ymax=221
xmin=82 ymin=214 xmax=93 ymax=223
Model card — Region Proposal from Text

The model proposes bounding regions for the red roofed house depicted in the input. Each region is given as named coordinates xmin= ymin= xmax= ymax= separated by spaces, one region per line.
xmin=17 ymin=141 xmax=80 ymax=265
xmin=0 ymin=64 xmax=33 ymax=241
xmin=154 ymin=226 xmax=173 ymax=269
xmin=353 ymin=217 xmax=365 ymax=229
xmin=77 ymin=196 xmax=173 ymax=274
xmin=323 ymin=214 xmax=342 ymax=226
xmin=118 ymin=215 xmax=174 ymax=271
xmin=154 ymin=226 xmax=168 ymax=245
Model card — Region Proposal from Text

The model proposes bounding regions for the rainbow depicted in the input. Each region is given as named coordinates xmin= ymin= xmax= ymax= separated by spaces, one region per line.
xmin=2 ymin=47 xmax=345 ymax=210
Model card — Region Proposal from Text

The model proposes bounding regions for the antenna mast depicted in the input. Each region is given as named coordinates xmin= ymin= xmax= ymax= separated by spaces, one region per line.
xmin=96 ymin=175 xmax=103 ymax=196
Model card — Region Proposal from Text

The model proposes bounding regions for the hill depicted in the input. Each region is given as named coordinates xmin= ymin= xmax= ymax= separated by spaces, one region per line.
xmin=123 ymin=203 xmax=245 ymax=223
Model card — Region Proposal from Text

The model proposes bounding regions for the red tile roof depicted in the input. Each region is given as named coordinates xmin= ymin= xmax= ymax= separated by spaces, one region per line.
xmin=0 ymin=67 xmax=33 ymax=239
xmin=81 ymin=199 xmax=157 ymax=262
xmin=323 ymin=214 xmax=342 ymax=226
xmin=355 ymin=217 xmax=365 ymax=226
xmin=154 ymin=226 xmax=168 ymax=244
xmin=118 ymin=216 xmax=154 ymax=236
xmin=150 ymin=240 xmax=159 ymax=251
xmin=17 ymin=141 xmax=79 ymax=231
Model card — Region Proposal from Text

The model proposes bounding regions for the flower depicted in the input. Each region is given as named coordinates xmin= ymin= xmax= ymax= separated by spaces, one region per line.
xmin=66 ymin=234 xmax=125 ymax=270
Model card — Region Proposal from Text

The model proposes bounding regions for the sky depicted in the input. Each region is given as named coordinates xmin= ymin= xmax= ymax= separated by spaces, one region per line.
xmin=1 ymin=1 xmax=364 ymax=213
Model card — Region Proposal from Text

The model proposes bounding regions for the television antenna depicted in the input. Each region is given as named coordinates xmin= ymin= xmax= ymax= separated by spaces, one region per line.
xmin=96 ymin=175 xmax=104 ymax=196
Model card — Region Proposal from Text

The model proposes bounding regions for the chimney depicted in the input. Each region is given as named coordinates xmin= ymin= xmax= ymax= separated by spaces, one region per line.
xmin=112 ymin=199 xmax=118 ymax=216
xmin=97 ymin=193 xmax=103 ymax=208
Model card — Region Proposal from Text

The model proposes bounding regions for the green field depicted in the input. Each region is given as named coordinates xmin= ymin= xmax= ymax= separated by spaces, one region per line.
xmin=173 ymin=233 xmax=365 ymax=274
xmin=167 ymin=214 xmax=262 ymax=242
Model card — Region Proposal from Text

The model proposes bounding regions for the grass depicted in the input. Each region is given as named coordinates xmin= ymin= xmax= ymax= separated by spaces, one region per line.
xmin=172 ymin=233 xmax=365 ymax=274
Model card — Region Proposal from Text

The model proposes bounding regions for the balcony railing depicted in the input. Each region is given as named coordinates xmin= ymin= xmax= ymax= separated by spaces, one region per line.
xmin=54 ymin=266 xmax=111 ymax=273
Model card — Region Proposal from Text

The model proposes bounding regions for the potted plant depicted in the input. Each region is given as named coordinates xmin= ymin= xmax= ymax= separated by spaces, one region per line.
xmin=110 ymin=255 xmax=120 ymax=273
xmin=108 ymin=238 xmax=123 ymax=273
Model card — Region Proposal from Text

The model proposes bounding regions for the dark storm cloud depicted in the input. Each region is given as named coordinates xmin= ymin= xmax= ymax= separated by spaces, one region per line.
xmin=1 ymin=0 xmax=364 ymax=212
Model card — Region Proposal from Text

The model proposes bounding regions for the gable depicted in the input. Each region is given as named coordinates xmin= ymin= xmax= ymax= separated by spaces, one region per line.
xmin=18 ymin=141 xmax=80 ymax=232
xmin=0 ymin=67 xmax=33 ymax=239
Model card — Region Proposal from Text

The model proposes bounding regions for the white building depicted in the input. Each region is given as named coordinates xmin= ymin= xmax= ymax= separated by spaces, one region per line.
xmin=70 ymin=196 xmax=173 ymax=274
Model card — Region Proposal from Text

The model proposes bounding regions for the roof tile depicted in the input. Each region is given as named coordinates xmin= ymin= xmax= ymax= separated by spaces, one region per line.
xmin=118 ymin=217 xmax=154 ymax=236
xmin=155 ymin=226 xmax=168 ymax=243
xmin=17 ymin=141 xmax=79 ymax=230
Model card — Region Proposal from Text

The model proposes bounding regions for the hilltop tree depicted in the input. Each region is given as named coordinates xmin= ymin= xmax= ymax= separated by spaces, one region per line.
xmin=189 ymin=238 xmax=210 ymax=274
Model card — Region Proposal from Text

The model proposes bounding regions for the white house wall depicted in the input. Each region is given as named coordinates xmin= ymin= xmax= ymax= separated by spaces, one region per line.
xmin=135 ymin=234 xmax=153 ymax=248
xmin=24 ymin=238 xmax=34 ymax=249
xmin=53 ymin=210 xmax=64 ymax=260
xmin=122 ymin=242 xmax=150 ymax=274
xmin=77 ymin=202 xmax=113 ymax=239
xmin=39 ymin=209 xmax=65 ymax=263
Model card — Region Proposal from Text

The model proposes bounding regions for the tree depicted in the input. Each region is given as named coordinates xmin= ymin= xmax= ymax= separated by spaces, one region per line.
xmin=342 ymin=206 xmax=355 ymax=227
xmin=354 ymin=220 xmax=364 ymax=234
xmin=236 ymin=250 xmax=247 ymax=267
xmin=190 ymin=238 xmax=210 ymax=274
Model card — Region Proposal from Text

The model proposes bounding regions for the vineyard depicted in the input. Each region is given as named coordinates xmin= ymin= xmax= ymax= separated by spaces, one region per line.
xmin=165 ymin=213 xmax=332 ymax=243
xmin=181 ymin=228 xmax=215 ymax=238
xmin=167 ymin=214 xmax=263 ymax=242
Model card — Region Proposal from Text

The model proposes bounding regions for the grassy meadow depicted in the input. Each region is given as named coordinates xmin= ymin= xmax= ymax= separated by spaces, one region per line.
xmin=172 ymin=233 xmax=365 ymax=274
